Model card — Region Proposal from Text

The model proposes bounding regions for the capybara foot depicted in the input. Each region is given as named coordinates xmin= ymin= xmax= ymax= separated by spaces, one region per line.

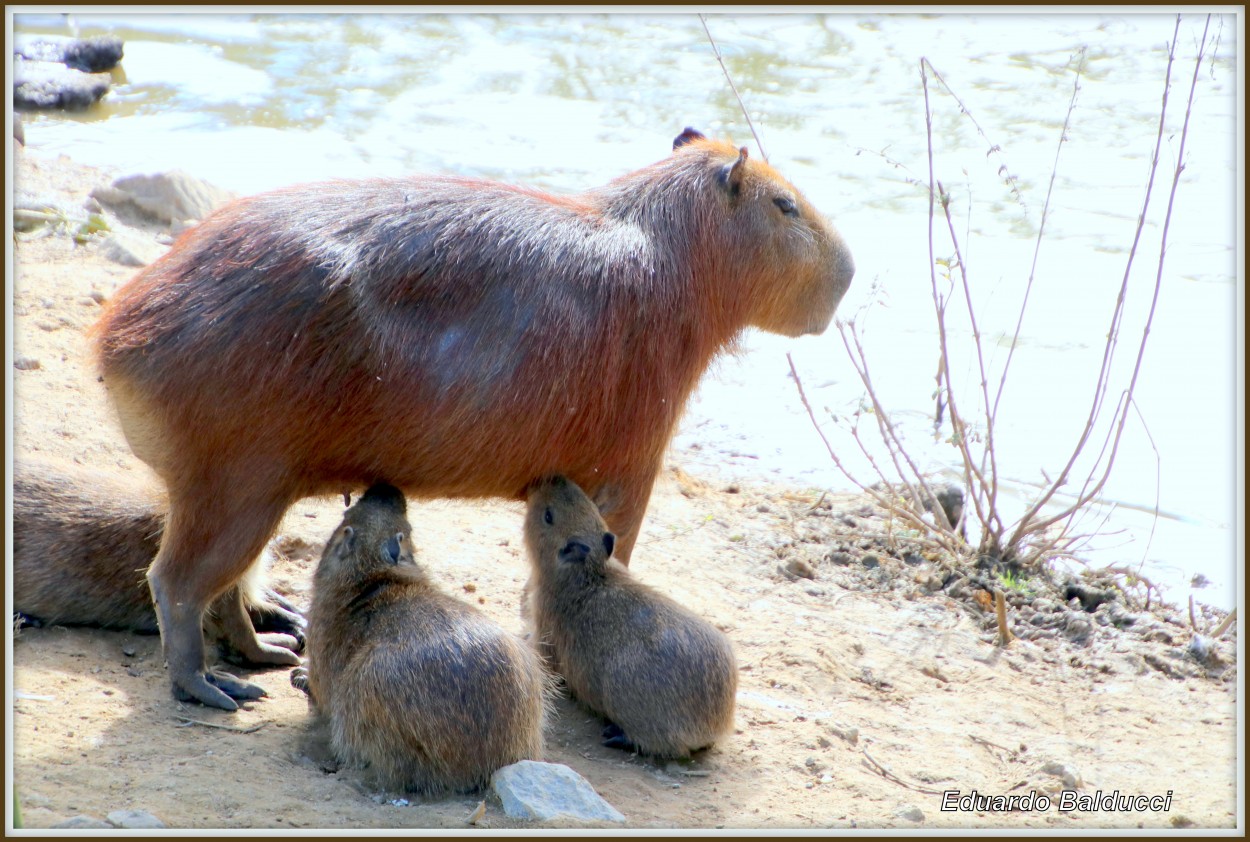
xmin=290 ymin=665 xmax=310 ymax=695
xmin=602 ymin=722 xmax=636 ymax=752
xmin=248 ymin=590 xmax=307 ymax=645
xmin=221 ymin=633 xmax=303 ymax=668
xmin=172 ymin=668 xmax=267 ymax=711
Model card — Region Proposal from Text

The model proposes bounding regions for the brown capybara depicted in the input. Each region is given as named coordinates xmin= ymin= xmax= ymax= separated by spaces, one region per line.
xmin=298 ymin=483 xmax=548 ymax=794
xmin=12 ymin=457 xmax=304 ymax=659
xmin=524 ymin=475 xmax=737 ymax=759
xmin=92 ymin=127 xmax=854 ymax=709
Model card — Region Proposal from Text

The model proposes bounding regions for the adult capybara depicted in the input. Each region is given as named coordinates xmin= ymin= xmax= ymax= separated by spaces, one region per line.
xmin=524 ymin=475 xmax=737 ymax=759
xmin=92 ymin=127 xmax=854 ymax=709
xmin=12 ymin=457 xmax=304 ymax=659
xmin=300 ymin=483 xmax=548 ymax=794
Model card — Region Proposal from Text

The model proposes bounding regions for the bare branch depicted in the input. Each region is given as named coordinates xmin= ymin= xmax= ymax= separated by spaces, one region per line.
xmin=698 ymin=14 xmax=768 ymax=161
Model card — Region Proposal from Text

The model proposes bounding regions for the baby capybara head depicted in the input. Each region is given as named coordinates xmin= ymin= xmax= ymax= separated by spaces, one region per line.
xmin=318 ymin=483 xmax=416 ymax=578
xmin=664 ymin=128 xmax=855 ymax=338
xmin=524 ymin=476 xmax=616 ymax=575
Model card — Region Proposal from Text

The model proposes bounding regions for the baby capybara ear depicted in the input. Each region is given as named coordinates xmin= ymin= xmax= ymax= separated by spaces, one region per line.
xmin=672 ymin=127 xmax=705 ymax=150
xmin=558 ymin=539 xmax=592 ymax=565
xmin=602 ymin=532 xmax=615 ymax=559
xmin=718 ymin=146 xmax=749 ymax=195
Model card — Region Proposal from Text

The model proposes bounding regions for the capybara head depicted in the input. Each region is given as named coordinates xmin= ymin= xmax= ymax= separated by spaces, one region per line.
xmin=317 ymin=483 xmax=416 ymax=578
xmin=524 ymin=476 xmax=616 ymax=576
xmin=655 ymin=127 xmax=854 ymax=338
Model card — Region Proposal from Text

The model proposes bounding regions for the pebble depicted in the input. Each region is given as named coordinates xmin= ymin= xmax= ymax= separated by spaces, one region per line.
xmin=491 ymin=760 xmax=625 ymax=824
xmin=860 ymin=554 xmax=880 ymax=570
xmin=14 ymin=356 xmax=41 ymax=371
xmin=107 ymin=809 xmax=166 ymax=829
xmin=894 ymin=805 xmax=924 ymax=822
xmin=1041 ymin=761 xmax=1082 ymax=789
xmin=102 ymin=231 xmax=166 ymax=267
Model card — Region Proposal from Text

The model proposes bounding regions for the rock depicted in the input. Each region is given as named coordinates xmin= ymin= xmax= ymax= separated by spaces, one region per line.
xmin=784 ymin=558 xmax=816 ymax=580
xmin=106 ymin=809 xmax=166 ymax=829
xmin=491 ymin=761 xmax=625 ymax=824
xmin=91 ymin=171 xmax=234 ymax=227
xmin=860 ymin=554 xmax=880 ymax=570
xmin=13 ymin=61 xmax=111 ymax=111
xmin=15 ymin=34 xmax=124 ymax=72
xmin=52 ymin=816 xmax=113 ymax=829
xmin=894 ymin=805 xmax=924 ymax=822
xmin=1041 ymin=761 xmax=1082 ymax=789
xmin=101 ymin=230 xmax=166 ymax=267
xmin=827 ymin=551 xmax=853 ymax=566
xmin=14 ymin=356 xmax=41 ymax=371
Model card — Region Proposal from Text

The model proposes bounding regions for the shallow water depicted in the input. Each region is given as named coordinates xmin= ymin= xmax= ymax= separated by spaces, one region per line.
xmin=11 ymin=11 xmax=1240 ymax=608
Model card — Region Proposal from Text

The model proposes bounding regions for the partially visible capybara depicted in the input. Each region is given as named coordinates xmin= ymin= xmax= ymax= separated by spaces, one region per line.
xmin=92 ymin=127 xmax=854 ymax=709
xmin=299 ymin=483 xmax=548 ymax=794
xmin=12 ymin=457 xmax=304 ymax=659
xmin=524 ymin=475 xmax=737 ymax=759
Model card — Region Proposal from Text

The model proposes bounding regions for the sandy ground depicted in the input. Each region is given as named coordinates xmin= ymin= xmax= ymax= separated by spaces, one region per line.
xmin=7 ymin=147 xmax=1242 ymax=831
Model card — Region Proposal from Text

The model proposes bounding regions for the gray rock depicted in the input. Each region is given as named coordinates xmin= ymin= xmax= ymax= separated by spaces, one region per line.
xmin=91 ymin=171 xmax=234 ymax=227
xmin=14 ymin=356 xmax=41 ymax=371
xmin=13 ymin=60 xmax=111 ymax=111
xmin=1041 ymin=760 xmax=1082 ymax=789
xmin=894 ymin=805 xmax=925 ymax=822
xmin=52 ymin=815 xmax=113 ymax=829
xmin=491 ymin=760 xmax=625 ymax=824
xmin=102 ymin=230 xmax=166 ymax=267
xmin=15 ymin=34 xmax=124 ymax=72
xmin=107 ymin=809 xmax=166 ymax=829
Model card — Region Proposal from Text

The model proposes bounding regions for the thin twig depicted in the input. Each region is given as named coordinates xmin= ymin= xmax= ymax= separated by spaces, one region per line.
xmin=174 ymin=716 xmax=267 ymax=734
xmin=698 ymin=13 xmax=768 ymax=161
xmin=1210 ymin=609 xmax=1236 ymax=639
xmin=995 ymin=590 xmax=1015 ymax=647
xmin=861 ymin=749 xmax=944 ymax=796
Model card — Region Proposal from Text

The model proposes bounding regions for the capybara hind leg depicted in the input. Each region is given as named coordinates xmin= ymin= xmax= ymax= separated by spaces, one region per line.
xmin=148 ymin=493 xmax=292 ymax=710
xmin=245 ymin=590 xmax=306 ymax=645
xmin=214 ymin=586 xmax=303 ymax=665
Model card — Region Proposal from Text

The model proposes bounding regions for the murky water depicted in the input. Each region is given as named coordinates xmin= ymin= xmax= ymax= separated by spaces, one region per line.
xmin=12 ymin=12 xmax=1240 ymax=608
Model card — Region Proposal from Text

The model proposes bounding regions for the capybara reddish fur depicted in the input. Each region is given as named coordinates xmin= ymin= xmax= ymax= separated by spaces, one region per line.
xmin=524 ymin=475 xmax=737 ymax=759
xmin=92 ymin=127 xmax=854 ymax=709
xmin=12 ymin=457 xmax=305 ymax=656
xmin=302 ymin=484 xmax=548 ymax=794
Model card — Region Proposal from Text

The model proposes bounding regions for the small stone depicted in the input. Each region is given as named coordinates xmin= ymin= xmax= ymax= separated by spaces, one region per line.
xmin=860 ymin=554 xmax=880 ymax=569
xmin=785 ymin=559 xmax=816 ymax=580
xmin=894 ymin=805 xmax=924 ymax=822
xmin=89 ymin=289 xmax=109 ymax=304
xmin=827 ymin=551 xmax=853 ymax=566
xmin=53 ymin=816 xmax=113 ymax=829
xmin=14 ymin=356 xmax=41 ymax=371
xmin=91 ymin=171 xmax=234 ymax=227
xmin=492 ymin=760 xmax=625 ymax=824
xmin=121 ymin=644 xmax=137 ymax=657
xmin=1041 ymin=761 xmax=1082 ymax=789
xmin=820 ymin=774 xmax=834 ymax=784
xmin=107 ymin=809 xmax=166 ymax=829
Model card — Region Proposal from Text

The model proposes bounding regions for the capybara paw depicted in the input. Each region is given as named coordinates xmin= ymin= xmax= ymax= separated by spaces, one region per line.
xmin=249 ymin=592 xmax=307 ymax=639
xmin=601 ymin=722 xmax=635 ymax=752
xmin=221 ymin=634 xmax=303 ymax=668
xmin=290 ymin=665 xmax=310 ymax=694
xmin=171 ymin=669 xmax=266 ymax=710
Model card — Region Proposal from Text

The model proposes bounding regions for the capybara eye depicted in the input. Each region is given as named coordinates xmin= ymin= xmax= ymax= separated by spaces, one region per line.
xmin=774 ymin=196 xmax=798 ymax=217
xmin=544 ymin=508 xmax=554 ymax=525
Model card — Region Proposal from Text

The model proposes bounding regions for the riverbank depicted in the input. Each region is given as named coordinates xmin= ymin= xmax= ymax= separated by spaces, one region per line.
xmin=8 ymin=147 xmax=1241 ymax=830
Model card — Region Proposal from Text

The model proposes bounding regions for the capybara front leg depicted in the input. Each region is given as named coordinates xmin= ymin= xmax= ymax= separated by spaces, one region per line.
xmin=148 ymin=492 xmax=291 ymax=711
xmin=596 ymin=474 xmax=658 ymax=567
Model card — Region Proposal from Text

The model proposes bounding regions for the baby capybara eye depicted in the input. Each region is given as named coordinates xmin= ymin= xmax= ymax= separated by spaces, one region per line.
xmin=544 ymin=508 xmax=554 ymax=525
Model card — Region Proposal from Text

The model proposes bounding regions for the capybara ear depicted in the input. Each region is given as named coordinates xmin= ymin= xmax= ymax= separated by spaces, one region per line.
xmin=558 ymin=539 xmax=591 ymax=565
xmin=718 ymin=146 xmax=749 ymax=196
xmin=602 ymin=532 xmax=616 ymax=558
xmin=591 ymin=484 xmax=619 ymax=518
xmin=673 ymin=127 xmax=705 ymax=150
xmin=331 ymin=525 xmax=357 ymax=560
xmin=383 ymin=532 xmax=403 ymax=565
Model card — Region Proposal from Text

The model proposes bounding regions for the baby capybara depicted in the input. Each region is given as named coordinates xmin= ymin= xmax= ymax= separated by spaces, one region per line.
xmin=12 ymin=456 xmax=304 ymax=659
xmin=93 ymin=127 xmax=853 ymax=709
xmin=524 ymin=475 xmax=737 ymax=759
xmin=301 ymin=483 xmax=547 ymax=794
